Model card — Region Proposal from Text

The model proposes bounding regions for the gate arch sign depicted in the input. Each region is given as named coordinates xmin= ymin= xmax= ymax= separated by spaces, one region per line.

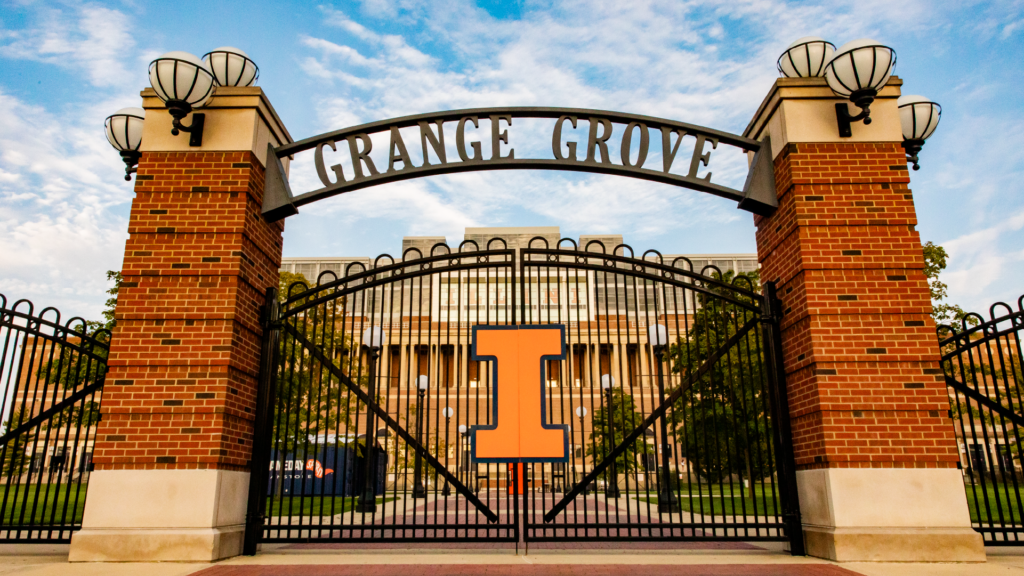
xmin=469 ymin=325 xmax=570 ymax=464
xmin=261 ymin=107 xmax=777 ymax=222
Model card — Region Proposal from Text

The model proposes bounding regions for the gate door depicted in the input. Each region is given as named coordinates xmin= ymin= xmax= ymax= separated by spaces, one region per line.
xmin=940 ymin=296 xmax=1024 ymax=545
xmin=519 ymin=240 xmax=802 ymax=548
xmin=0 ymin=295 xmax=109 ymax=542
xmin=246 ymin=243 xmax=520 ymax=546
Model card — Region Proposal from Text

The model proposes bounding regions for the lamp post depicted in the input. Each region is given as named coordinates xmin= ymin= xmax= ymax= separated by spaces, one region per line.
xmin=458 ymin=424 xmax=469 ymax=490
xmin=104 ymin=108 xmax=145 ymax=181
xmin=441 ymin=407 xmax=454 ymax=496
xmin=356 ymin=326 xmax=385 ymax=513
xmin=575 ymin=406 xmax=587 ymax=491
xmin=412 ymin=375 xmax=429 ymax=499
xmin=898 ymin=96 xmax=942 ymax=170
xmin=648 ymin=324 xmax=680 ymax=514
xmin=600 ymin=374 xmax=620 ymax=499
xmin=147 ymin=52 xmax=215 ymax=146
xmin=822 ymin=39 xmax=897 ymax=137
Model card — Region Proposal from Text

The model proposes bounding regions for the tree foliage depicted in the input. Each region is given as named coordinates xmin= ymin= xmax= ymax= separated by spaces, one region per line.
xmin=1 ymin=406 xmax=32 ymax=477
xmin=922 ymin=241 xmax=976 ymax=328
xmin=585 ymin=387 xmax=652 ymax=481
xmin=667 ymin=270 xmax=773 ymax=493
xmin=35 ymin=270 xmax=120 ymax=433
xmin=274 ymin=271 xmax=364 ymax=457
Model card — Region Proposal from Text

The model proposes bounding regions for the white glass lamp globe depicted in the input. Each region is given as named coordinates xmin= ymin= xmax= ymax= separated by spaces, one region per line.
xmin=575 ymin=406 xmax=588 ymax=418
xmin=777 ymin=36 xmax=835 ymax=78
xmin=823 ymin=39 xmax=896 ymax=100
xmin=442 ymin=407 xmax=454 ymax=418
xmin=600 ymin=374 xmax=615 ymax=390
xmin=203 ymin=47 xmax=259 ymax=87
xmin=458 ymin=424 xmax=468 ymax=434
xmin=648 ymin=324 xmax=669 ymax=347
xmin=104 ymin=107 xmax=145 ymax=152
xmin=148 ymin=51 xmax=215 ymax=108
xmin=417 ymin=375 xmax=429 ymax=391
xmin=897 ymin=95 xmax=941 ymax=141
xmin=362 ymin=326 xmax=385 ymax=348
xmin=105 ymin=107 xmax=146 ymax=181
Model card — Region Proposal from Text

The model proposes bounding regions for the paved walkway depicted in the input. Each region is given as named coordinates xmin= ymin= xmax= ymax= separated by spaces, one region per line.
xmin=2 ymin=543 xmax=1023 ymax=576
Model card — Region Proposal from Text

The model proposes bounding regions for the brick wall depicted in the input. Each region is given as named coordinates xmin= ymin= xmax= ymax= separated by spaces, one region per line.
xmin=93 ymin=151 xmax=284 ymax=470
xmin=756 ymin=142 xmax=957 ymax=470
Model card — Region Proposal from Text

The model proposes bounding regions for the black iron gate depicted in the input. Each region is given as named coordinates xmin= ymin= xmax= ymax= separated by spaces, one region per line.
xmin=940 ymin=295 xmax=1024 ymax=545
xmin=244 ymin=240 xmax=802 ymax=552
xmin=0 ymin=295 xmax=109 ymax=542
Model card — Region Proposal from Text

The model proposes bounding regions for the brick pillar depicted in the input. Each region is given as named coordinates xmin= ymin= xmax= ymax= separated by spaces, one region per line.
xmin=69 ymin=87 xmax=290 ymax=562
xmin=745 ymin=77 xmax=984 ymax=562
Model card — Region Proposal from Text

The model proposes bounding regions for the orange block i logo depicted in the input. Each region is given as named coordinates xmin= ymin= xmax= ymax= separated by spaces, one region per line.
xmin=470 ymin=325 xmax=569 ymax=463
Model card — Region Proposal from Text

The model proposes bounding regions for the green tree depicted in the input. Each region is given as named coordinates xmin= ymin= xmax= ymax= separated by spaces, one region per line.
xmin=922 ymin=241 xmax=976 ymax=328
xmin=585 ymin=388 xmax=652 ymax=483
xmin=37 ymin=270 xmax=121 ymax=432
xmin=273 ymin=271 xmax=363 ymax=459
xmin=1 ymin=406 xmax=32 ymax=477
xmin=667 ymin=270 xmax=771 ymax=497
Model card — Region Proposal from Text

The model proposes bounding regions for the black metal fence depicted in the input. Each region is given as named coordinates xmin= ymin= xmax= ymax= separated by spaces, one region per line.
xmin=0 ymin=295 xmax=109 ymax=542
xmin=940 ymin=296 xmax=1024 ymax=545
xmin=244 ymin=240 xmax=802 ymax=552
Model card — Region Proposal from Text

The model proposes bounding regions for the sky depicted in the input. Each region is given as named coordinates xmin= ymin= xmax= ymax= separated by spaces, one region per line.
xmin=1 ymin=0 xmax=1023 ymax=324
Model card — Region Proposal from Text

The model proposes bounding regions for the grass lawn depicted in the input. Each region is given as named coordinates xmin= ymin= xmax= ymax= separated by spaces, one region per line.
xmin=266 ymin=495 xmax=395 ymax=517
xmin=0 ymin=484 xmax=88 ymax=524
xmin=637 ymin=493 xmax=779 ymax=517
xmin=965 ymin=483 xmax=1024 ymax=524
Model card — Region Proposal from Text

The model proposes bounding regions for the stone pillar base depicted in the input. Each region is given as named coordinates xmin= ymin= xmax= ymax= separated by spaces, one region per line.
xmin=69 ymin=469 xmax=248 ymax=562
xmin=804 ymin=526 xmax=985 ymax=562
xmin=797 ymin=467 xmax=986 ymax=562
xmin=68 ymin=527 xmax=243 ymax=562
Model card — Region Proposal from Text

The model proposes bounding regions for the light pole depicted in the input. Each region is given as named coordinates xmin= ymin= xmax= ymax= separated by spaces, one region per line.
xmin=413 ymin=375 xmax=429 ymax=499
xmin=441 ymin=407 xmax=454 ymax=496
xmin=458 ymin=424 xmax=469 ymax=490
xmin=574 ymin=406 xmax=587 ymax=491
xmin=649 ymin=324 xmax=680 ymax=514
xmin=356 ymin=326 xmax=385 ymax=513
xmin=601 ymin=374 xmax=620 ymax=499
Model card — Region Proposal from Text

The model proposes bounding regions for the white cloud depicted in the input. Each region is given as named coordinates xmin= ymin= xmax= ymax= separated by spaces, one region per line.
xmin=0 ymin=4 xmax=136 ymax=88
xmin=0 ymin=1 xmax=141 ymax=322
xmin=0 ymin=87 xmax=133 ymax=320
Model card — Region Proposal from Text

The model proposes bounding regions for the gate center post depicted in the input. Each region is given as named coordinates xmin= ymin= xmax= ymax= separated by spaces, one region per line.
xmin=746 ymin=77 xmax=985 ymax=562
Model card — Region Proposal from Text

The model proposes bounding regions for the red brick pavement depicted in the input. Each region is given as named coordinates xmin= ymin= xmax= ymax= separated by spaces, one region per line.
xmin=194 ymin=565 xmax=859 ymax=576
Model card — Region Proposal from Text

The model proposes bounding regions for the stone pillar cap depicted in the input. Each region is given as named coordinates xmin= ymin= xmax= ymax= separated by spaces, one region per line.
xmin=139 ymin=86 xmax=292 ymax=168
xmin=744 ymin=76 xmax=903 ymax=159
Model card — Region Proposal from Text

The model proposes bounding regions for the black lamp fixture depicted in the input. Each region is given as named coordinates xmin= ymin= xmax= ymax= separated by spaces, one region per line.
xmin=203 ymin=46 xmax=260 ymax=87
xmin=822 ymin=39 xmax=897 ymax=137
xmin=777 ymin=36 xmax=835 ymax=78
xmin=104 ymin=107 xmax=145 ymax=181
xmin=148 ymin=51 xmax=215 ymax=146
xmin=898 ymin=95 xmax=942 ymax=170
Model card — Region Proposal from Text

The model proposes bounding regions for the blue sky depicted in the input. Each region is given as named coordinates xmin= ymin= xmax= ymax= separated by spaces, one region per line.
xmin=1 ymin=0 xmax=1023 ymax=323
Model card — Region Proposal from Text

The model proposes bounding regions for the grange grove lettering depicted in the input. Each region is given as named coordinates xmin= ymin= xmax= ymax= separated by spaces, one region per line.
xmin=311 ymin=114 xmax=720 ymax=188
xmin=262 ymin=107 xmax=778 ymax=222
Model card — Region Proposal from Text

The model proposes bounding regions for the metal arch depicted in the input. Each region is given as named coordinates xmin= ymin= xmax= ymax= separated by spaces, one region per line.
xmin=261 ymin=108 xmax=779 ymax=222
xmin=521 ymin=246 xmax=763 ymax=312
xmin=280 ymin=248 xmax=516 ymax=317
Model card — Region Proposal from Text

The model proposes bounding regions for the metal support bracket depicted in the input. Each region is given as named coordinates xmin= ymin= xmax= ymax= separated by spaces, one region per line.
xmin=835 ymin=103 xmax=870 ymax=138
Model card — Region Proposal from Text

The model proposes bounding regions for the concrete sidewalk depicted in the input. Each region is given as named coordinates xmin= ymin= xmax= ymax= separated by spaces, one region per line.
xmin=2 ymin=544 xmax=1023 ymax=576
